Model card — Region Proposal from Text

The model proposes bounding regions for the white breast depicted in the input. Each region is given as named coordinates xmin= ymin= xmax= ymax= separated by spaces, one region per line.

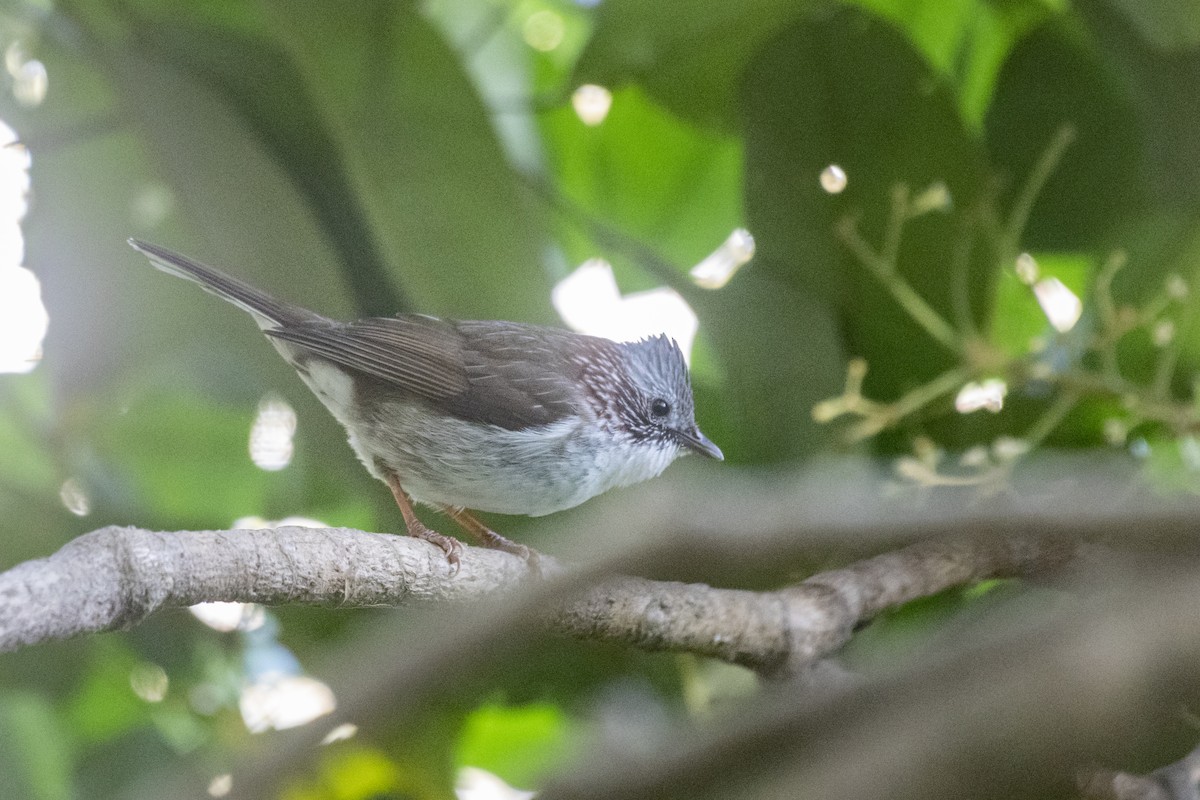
xmin=346 ymin=399 xmax=682 ymax=516
xmin=281 ymin=352 xmax=684 ymax=516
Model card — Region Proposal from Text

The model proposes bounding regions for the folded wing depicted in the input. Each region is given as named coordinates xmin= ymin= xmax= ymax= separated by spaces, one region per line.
xmin=267 ymin=317 xmax=593 ymax=430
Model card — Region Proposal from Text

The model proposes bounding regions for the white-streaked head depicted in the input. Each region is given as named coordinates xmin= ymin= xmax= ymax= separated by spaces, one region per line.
xmin=611 ymin=335 xmax=722 ymax=460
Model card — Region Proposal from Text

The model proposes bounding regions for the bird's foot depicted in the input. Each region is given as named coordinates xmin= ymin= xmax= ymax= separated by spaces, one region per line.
xmin=385 ymin=475 xmax=465 ymax=575
xmin=442 ymin=506 xmax=542 ymax=576
xmin=478 ymin=529 xmax=542 ymax=576
xmin=408 ymin=522 xmax=464 ymax=575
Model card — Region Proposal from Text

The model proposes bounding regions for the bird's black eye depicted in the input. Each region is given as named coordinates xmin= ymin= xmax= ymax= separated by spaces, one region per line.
xmin=650 ymin=398 xmax=671 ymax=418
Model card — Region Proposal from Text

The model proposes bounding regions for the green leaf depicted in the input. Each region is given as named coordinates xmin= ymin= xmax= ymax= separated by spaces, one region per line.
xmin=1096 ymin=0 xmax=1200 ymax=49
xmin=454 ymin=702 xmax=577 ymax=790
xmin=1142 ymin=435 xmax=1200 ymax=494
xmin=322 ymin=747 xmax=401 ymax=800
xmin=1078 ymin=0 xmax=1200 ymax=208
xmin=90 ymin=393 xmax=273 ymax=525
xmin=66 ymin=640 xmax=150 ymax=743
xmin=741 ymin=7 xmax=990 ymax=405
xmin=844 ymin=587 xmax=971 ymax=667
xmin=284 ymin=742 xmax=451 ymax=800
xmin=262 ymin=1 xmax=551 ymax=323
xmin=984 ymin=18 xmax=1147 ymax=250
xmin=75 ymin=0 xmax=547 ymax=328
xmin=0 ymin=373 xmax=59 ymax=502
xmin=990 ymin=252 xmax=1094 ymax=358
xmin=542 ymin=85 xmax=744 ymax=273
xmin=0 ymin=693 xmax=75 ymax=800
xmin=125 ymin=13 xmax=410 ymax=318
xmin=573 ymin=0 xmax=815 ymax=129
xmin=0 ymin=373 xmax=77 ymax=564
xmin=848 ymin=0 xmax=1058 ymax=129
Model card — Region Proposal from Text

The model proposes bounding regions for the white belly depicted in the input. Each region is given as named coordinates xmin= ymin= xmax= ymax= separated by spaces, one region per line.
xmin=289 ymin=356 xmax=683 ymax=515
xmin=354 ymin=402 xmax=680 ymax=515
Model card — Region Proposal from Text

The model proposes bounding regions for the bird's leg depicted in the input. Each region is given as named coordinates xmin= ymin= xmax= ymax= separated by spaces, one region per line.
xmin=385 ymin=474 xmax=463 ymax=573
xmin=441 ymin=506 xmax=541 ymax=572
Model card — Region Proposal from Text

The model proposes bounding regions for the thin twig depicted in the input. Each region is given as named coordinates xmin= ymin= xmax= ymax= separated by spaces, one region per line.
xmin=837 ymin=215 xmax=962 ymax=352
xmin=1001 ymin=125 xmax=1076 ymax=256
xmin=847 ymin=366 xmax=972 ymax=442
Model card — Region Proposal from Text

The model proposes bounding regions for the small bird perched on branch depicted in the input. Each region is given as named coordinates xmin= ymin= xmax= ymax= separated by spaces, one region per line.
xmin=128 ymin=240 xmax=722 ymax=572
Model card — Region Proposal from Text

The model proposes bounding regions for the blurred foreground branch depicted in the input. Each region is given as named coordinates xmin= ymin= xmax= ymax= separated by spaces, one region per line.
xmin=0 ymin=523 xmax=1073 ymax=672
xmin=1081 ymin=743 xmax=1200 ymax=800
xmin=542 ymin=557 xmax=1200 ymax=800
xmin=62 ymin=459 xmax=1197 ymax=800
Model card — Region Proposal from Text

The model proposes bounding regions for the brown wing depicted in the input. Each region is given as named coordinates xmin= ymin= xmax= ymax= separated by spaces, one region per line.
xmin=447 ymin=320 xmax=593 ymax=428
xmin=266 ymin=316 xmax=594 ymax=429
xmin=266 ymin=315 xmax=470 ymax=400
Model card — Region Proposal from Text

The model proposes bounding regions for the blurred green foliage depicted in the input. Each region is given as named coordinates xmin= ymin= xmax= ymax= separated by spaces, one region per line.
xmin=2 ymin=0 xmax=1199 ymax=796
xmin=453 ymin=702 xmax=578 ymax=787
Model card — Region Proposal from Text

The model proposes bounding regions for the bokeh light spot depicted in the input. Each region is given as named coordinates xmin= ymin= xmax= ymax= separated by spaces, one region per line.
xmin=523 ymin=10 xmax=565 ymax=51
xmin=130 ymin=662 xmax=169 ymax=703
xmin=955 ymin=379 xmax=1007 ymax=414
xmin=249 ymin=394 xmax=296 ymax=471
xmin=572 ymin=84 xmax=612 ymax=126
xmin=1033 ymin=277 xmax=1082 ymax=333
xmin=820 ymin=164 xmax=847 ymax=194
xmin=0 ymin=122 xmax=46 ymax=374
xmin=552 ymin=259 xmax=698 ymax=364
xmin=239 ymin=674 xmax=336 ymax=733
xmin=690 ymin=229 xmax=755 ymax=289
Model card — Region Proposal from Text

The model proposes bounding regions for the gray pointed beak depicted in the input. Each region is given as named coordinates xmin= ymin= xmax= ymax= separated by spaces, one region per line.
xmin=678 ymin=427 xmax=724 ymax=461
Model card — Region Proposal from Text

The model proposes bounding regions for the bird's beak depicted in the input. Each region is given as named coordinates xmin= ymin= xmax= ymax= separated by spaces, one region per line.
xmin=678 ymin=427 xmax=724 ymax=461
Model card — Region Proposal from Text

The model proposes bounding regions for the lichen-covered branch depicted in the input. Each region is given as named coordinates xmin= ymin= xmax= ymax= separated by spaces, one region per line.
xmin=0 ymin=525 xmax=526 ymax=652
xmin=553 ymin=534 xmax=1076 ymax=674
xmin=0 ymin=524 xmax=1075 ymax=672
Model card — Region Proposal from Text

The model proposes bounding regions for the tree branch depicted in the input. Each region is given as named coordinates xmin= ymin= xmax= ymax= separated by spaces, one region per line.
xmin=0 ymin=523 xmax=1076 ymax=673
xmin=541 ymin=557 xmax=1200 ymax=800
xmin=0 ymin=525 xmax=527 ymax=652
xmin=554 ymin=534 xmax=1076 ymax=674
xmin=1081 ymin=742 xmax=1200 ymax=800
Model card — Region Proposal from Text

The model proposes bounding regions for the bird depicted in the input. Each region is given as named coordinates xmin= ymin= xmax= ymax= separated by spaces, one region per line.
xmin=128 ymin=239 xmax=723 ymax=572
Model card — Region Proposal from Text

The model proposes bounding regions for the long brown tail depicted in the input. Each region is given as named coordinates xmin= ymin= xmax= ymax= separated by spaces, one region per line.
xmin=128 ymin=239 xmax=316 ymax=327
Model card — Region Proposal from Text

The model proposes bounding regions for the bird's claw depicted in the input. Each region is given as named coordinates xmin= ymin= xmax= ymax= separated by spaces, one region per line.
xmin=410 ymin=523 xmax=464 ymax=576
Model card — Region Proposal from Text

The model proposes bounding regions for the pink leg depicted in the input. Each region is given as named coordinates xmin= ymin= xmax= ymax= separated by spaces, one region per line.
xmin=385 ymin=474 xmax=463 ymax=574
